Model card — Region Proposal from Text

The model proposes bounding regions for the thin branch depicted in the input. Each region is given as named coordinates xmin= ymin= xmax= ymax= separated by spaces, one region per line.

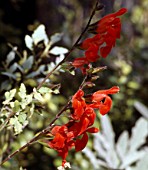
xmin=0 ymin=107 xmax=15 ymax=131
xmin=0 ymin=0 xmax=100 ymax=166
xmin=37 ymin=0 xmax=100 ymax=90
xmin=0 ymin=73 xmax=88 ymax=166
xmin=0 ymin=100 xmax=71 ymax=166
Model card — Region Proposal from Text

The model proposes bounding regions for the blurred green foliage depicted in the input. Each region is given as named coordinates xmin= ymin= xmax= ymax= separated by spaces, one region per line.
xmin=0 ymin=0 xmax=148 ymax=170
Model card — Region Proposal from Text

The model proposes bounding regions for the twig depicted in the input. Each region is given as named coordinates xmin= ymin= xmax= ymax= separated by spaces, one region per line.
xmin=0 ymin=0 xmax=100 ymax=166
xmin=0 ymin=107 xmax=15 ymax=131
xmin=0 ymin=100 xmax=71 ymax=166
xmin=37 ymin=0 xmax=100 ymax=90
xmin=0 ymin=72 xmax=89 ymax=166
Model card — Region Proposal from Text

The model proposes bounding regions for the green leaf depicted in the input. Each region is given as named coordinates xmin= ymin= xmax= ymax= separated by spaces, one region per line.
xmin=18 ymin=113 xmax=27 ymax=123
xmin=1 ymin=72 xmax=17 ymax=80
xmin=38 ymin=86 xmax=60 ymax=95
xmin=26 ymin=65 xmax=45 ymax=78
xmin=3 ymin=89 xmax=16 ymax=105
xmin=22 ymin=55 xmax=34 ymax=71
xmin=13 ymin=100 xmax=20 ymax=112
xmin=20 ymin=94 xmax=33 ymax=109
xmin=0 ymin=80 xmax=12 ymax=91
xmin=18 ymin=83 xmax=26 ymax=99
xmin=29 ymin=103 xmax=35 ymax=118
xmin=38 ymin=87 xmax=52 ymax=94
xmin=9 ymin=62 xmax=24 ymax=73
xmin=10 ymin=117 xmax=23 ymax=135
xmin=33 ymin=88 xmax=44 ymax=102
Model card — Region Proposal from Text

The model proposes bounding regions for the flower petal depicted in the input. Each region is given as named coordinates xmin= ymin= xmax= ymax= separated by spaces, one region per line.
xmin=75 ymin=133 xmax=88 ymax=152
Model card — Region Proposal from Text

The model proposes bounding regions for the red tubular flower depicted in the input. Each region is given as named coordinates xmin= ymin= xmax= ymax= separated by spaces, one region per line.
xmin=47 ymin=86 xmax=119 ymax=166
xmin=75 ymin=132 xmax=88 ymax=152
xmin=48 ymin=125 xmax=75 ymax=166
xmin=48 ymin=125 xmax=68 ymax=150
xmin=71 ymin=89 xmax=86 ymax=120
xmin=72 ymin=8 xmax=127 ymax=71
xmin=92 ymin=86 xmax=120 ymax=95
xmin=96 ymin=8 xmax=127 ymax=35
xmin=97 ymin=8 xmax=127 ymax=58
xmin=80 ymin=34 xmax=103 ymax=50
xmin=72 ymin=57 xmax=89 ymax=68
xmin=89 ymin=86 xmax=120 ymax=115
xmin=85 ymin=44 xmax=100 ymax=62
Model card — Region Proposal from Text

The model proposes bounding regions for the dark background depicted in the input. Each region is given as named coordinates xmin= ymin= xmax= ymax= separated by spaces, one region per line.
xmin=0 ymin=0 xmax=147 ymax=170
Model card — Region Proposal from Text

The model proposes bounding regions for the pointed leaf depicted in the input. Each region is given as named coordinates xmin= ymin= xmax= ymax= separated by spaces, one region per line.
xmin=3 ymin=89 xmax=16 ymax=105
xmin=1 ymin=72 xmax=17 ymax=80
xmin=18 ymin=83 xmax=26 ymax=99
xmin=105 ymin=147 xmax=120 ymax=168
xmin=9 ymin=63 xmax=24 ymax=73
xmin=134 ymin=101 xmax=148 ymax=119
xmin=50 ymin=33 xmax=63 ymax=44
xmin=25 ymin=35 xmax=33 ymax=50
xmin=50 ymin=46 xmax=68 ymax=55
xmin=38 ymin=87 xmax=52 ymax=94
xmin=22 ymin=56 xmax=34 ymax=70
xmin=33 ymin=88 xmax=44 ymax=102
xmin=32 ymin=24 xmax=49 ymax=45
xmin=6 ymin=50 xmax=15 ymax=65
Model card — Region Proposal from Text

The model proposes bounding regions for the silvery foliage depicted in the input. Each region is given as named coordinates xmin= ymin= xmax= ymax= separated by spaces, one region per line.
xmin=0 ymin=24 xmax=70 ymax=135
xmin=25 ymin=24 xmax=68 ymax=73
xmin=1 ymin=24 xmax=68 ymax=91
xmin=82 ymin=102 xmax=148 ymax=170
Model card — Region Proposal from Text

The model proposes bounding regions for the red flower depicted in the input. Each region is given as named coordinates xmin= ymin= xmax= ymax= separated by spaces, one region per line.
xmin=68 ymin=107 xmax=98 ymax=152
xmin=81 ymin=34 xmax=103 ymax=50
xmin=72 ymin=8 xmax=127 ymax=71
xmin=89 ymin=86 xmax=120 ymax=115
xmin=72 ymin=57 xmax=88 ymax=68
xmin=48 ymin=110 xmax=98 ymax=166
xmin=71 ymin=89 xmax=86 ymax=120
xmin=97 ymin=8 xmax=127 ymax=57
xmin=85 ymin=44 xmax=100 ymax=62
xmin=47 ymin=86 xmax=119 ymax=166
xmin=48 ymin=125 xmax=75 ymax=166
xmin=96 ymin=8 xmax=127 ymax=36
